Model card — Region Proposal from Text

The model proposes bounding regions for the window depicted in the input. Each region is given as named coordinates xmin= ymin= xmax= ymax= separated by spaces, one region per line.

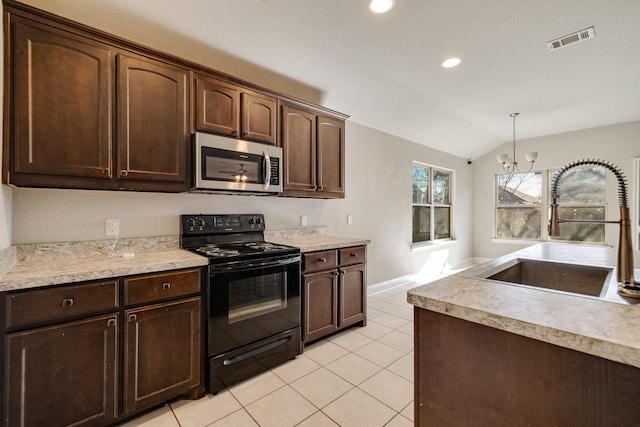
xmin=413 ymin=163 xmax=451 ymax=243
xmin=496 ymin=172 xmax=542 ymax=240
xmin=495 ymin=165 xmax=606 ymax=243
xmin=548 ymin=166 xmax=606 ymax=243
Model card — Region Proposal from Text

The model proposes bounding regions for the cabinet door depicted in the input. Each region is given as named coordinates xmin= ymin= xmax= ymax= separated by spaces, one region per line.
xmin=5 ymin=315 xmax=118 ymax=427
xmin=10 ymin=20 xmax=114 ymax=186
xmin=303 ymin=270 xmax=338 ymax=342
xmin=281 ymin=104 xmax=317 ymax=193
xmin=317 ymin=115 xmax=345 ymax=197
xmin=339 ymin=263 xmax=366 ymax=328
xmin=117 ymin=54 xmax=189 ymax=190
xmin=124 ymin=297 xmax=201 ymax=414
xmin=241 ymin=92 xmax=277 ymax=144
xmin=195 ymin=76 xmax=240 ymax=136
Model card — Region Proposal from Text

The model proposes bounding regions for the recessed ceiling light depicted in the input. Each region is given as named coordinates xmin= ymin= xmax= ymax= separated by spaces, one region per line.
xmin=370 ymin=0 xmax=394 ymax=14
xmin=441 ymin=57 xmax=461 ymax=68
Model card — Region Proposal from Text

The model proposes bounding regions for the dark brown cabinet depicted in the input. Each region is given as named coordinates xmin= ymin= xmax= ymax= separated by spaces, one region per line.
xmin=281 ymin=103 xmax=345 ymax=198
xmin=5 ymin=316 xmax=118 ymax=427
xmin=5 ymin=14 xmax=190 ymax=192
xmin=1 ymin=268 xmax=203 ymax=427
xmin=116 ymin=54 xmax=189 ymax=189
xmin=122 ymin=268 xmax=202 ymax=415
xmin=9 ymin=19 xmax=115 ymax=188
xmin=195 ymin=75 xmax=277 ymax=145
xmin=302 ymin=246 xmax=366 ymax=343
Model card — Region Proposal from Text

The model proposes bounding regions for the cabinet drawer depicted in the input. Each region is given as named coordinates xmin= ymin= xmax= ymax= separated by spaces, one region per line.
xmin=303 ymin=250 xmax=338 ymax=273
xmin=125 ymin=268 xmax=201 ymax=306
xmin=339 ymin=246 xmax=366 ymax=266
xmin=5 ymin=280 xmax=119 ymax=330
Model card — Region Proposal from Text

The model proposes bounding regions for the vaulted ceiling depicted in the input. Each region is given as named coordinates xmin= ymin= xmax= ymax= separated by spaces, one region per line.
xmin=14 ymin=0 xmax=640 ymax=160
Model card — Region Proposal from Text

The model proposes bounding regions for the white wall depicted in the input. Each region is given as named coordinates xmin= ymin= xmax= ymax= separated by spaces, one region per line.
xmin=9 ymin=121 xmax=474 ymax=286
xmin=472 ymin=121 xmax=640 ymax=259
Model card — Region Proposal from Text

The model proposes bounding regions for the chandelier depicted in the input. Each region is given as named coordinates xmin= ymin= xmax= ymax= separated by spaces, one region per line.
xmin=496 ymin=113 xmax=538 ymax=175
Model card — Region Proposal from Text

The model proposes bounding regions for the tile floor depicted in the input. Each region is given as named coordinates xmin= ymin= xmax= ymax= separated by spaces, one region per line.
xmin=123 ymin=280 xmax=423 ymax=427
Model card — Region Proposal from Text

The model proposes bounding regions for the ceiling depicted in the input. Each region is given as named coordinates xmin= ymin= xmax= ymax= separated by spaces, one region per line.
xmin=15 ymin=0 xmax=640 ymax=160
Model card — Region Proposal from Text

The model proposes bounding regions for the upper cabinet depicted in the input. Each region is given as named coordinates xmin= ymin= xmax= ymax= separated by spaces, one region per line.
xmin=10 ymin=20 xmax=115 ymax=187
xmin=117 ymin=54 xmax=189 ymax=188
xmin=195 ymin=75 xmax=277 ymax=145
xmin=281 ymin=103 xmax=345 ymax=198
xmin=5 ymin=14 xmax=190 ymax=192
xmin=2 ymin=1 xmax=347 ymax=196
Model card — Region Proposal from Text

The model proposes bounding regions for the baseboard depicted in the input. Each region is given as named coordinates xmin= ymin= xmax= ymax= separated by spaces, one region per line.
xmin=367 ymin=275 xmax=418 ymax=296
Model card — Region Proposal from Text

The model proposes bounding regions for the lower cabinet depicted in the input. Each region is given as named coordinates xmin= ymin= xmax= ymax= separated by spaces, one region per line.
xmin=1 ymin=267 xmax=203 ymax=427
xmin=302 ymin=246 xmax=366 ymax=343
xmin=124 ymin=297 xmax=201 ymax=415
xmin=5 ymin=314 xmax=118 ymax=427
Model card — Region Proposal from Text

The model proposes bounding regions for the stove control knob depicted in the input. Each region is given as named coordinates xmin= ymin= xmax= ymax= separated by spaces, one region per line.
xmin=255 ymin=217 xmax=262 ymax=225
xmin=186 ymin=218 xmax=195 ymax=227
xmin=196 ymin=218 xmax=206 ymax=227
xmin=248 ymin=217 xmax=255 ymax=224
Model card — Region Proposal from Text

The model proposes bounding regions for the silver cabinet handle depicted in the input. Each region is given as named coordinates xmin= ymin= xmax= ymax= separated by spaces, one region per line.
xmin=107 ymin=319 xmax=116 ymax=327
xmin=162 ymin=282 xmax=171 ymax=290
xmin=350 ymin=253 xmax=358 ymax=258
xmin=120 ymin=170 xmax=128 ymax=177
xmin=319 ymin=258 xmax=327 ymax=263
xmin=101 ymin=168 xmax=110 ymax=175
xmin=128 ymin=314 xmax=137 ymax=322
xmin=62 ymin=298 xmax=74 ymax=308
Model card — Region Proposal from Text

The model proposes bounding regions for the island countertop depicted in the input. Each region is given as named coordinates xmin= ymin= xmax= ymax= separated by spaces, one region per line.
xmin=407 ymin=243 xmax=640 ymax=368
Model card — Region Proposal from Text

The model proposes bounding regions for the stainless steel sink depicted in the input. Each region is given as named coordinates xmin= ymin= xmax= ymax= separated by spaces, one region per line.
xmin=478 ymin=258 xmax=613 ymax=298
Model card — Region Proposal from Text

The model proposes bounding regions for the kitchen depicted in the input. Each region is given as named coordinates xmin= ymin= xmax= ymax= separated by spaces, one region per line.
xmin=1 ymin=0 xmax=640 ymax=426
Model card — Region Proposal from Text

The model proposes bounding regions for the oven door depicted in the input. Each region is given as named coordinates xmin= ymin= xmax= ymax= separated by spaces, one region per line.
xmin=208 ymin=254 xmax=301 ymax=356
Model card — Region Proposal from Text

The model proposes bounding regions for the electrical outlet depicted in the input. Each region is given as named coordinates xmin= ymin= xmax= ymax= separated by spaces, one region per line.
xmin=106 ymin=219 xmax=119 ymax=236
xmin=300 ymin=215 xmax=307 ymax=227
xmin=347 ymin=214 xmax=353 ymax=225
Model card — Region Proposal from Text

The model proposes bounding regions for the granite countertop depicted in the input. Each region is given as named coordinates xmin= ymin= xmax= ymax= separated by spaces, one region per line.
xmin=407 ymin=243 xmax=640 ymax=368
xmin=0 ymin=236 xmax=208 ymax=292
xmin=0 ymin=228 xmax=369 ymax=292
xmin=265 ymin=226 xmax=370 ymax=252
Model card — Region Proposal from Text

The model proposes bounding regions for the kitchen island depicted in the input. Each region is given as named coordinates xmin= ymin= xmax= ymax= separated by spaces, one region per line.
xmin=408 ymin=243 xmax=640 ymax=427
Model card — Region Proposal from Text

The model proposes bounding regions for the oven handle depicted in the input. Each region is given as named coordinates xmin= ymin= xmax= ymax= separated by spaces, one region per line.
xmin=211 ymin=254 xmax=301 ymax=273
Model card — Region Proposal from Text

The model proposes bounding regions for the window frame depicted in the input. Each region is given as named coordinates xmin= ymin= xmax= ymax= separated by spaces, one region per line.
xmin=412 ymin=161 xmax=454 ymax=246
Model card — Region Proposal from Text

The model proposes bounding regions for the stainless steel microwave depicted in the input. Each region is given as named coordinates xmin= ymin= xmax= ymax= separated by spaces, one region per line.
xmin=192 ymin=133 xmax=283 ymax=194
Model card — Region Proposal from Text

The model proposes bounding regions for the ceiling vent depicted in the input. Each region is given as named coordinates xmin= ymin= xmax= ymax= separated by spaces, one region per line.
xmin=547 ymin=27 xmax=595 ymax=51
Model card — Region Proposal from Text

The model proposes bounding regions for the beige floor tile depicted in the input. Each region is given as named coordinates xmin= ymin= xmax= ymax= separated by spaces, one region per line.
xmin=120 ymin=405 xmax=178 ymax=427
xmin=354 ymin=321 xmax=394 ymax=340
xmin=228 ymin=370 xmax=286 ymax=406
xmin=245 ymin=386 xmax=316 ymax=427
xmin=322 ymin=388 xmax=395 ymax=427
xmin=397 ymin=321 xmax=414 ymax=335
xmin=290 ymin=367 xmax=353 ymax=408
xmin=400 ymin=401 xmax=414 ymax=422
xmin=380 ymin=292 xmax=410 ymax=306
xmin=366 ymin=306 xmax=385 ymax=320
xmin=325 ymin=352 xmax=381 ymax=385
xmin=353 ymin=340 xmax=404 ymax=367
xmin=385 ymin=414 xmax=414 ymax=427
xmin=369 ymin=313 xmax=410 ymax=330
xmin=377 ymin=329 xmax=414 ymax=352
xmin=295 ymin=411 xmax=339 ymax=426
xmin=359 ymin=369 xmax=413 ymax=412
xmin=386 ymin=352 xmax=414 ymax=382
xmin=392 ymin=305 xmax=415 ymax=321
xmin=303 ymin=340 xmax=350 ymax=366
xmin=171 ymin=391 xmax=241 ymax=427
xmin=271 ymin=354 xmax=322 ymax=383
xmin=208 ymin=409 xmax=259 ymax=427
xmin=327 ymin=328 xmax=373 ymax=351
xmin=367 ymin=299 xmax=401 ymax=313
